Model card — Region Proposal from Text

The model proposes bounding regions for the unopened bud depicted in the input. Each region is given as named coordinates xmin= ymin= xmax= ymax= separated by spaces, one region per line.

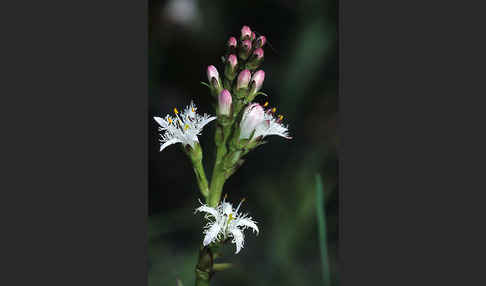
xmin=227 ymin=37 xmax=237 ymax=49
xmin=207 ymin=65 xmax=222 ymax=96
xmin=228 ymin=54 xmax=237 ymax=68
xmin=224 ymin=54 xmax=238 ymax=81
xmin=218 ymin=89 xmax=232 ymax=116
xmin=236 ymin=69 xmax=251 ymax=90
xmin=251 ymin=32 xmax=256 ymax=41
xmin=253 ymin=48 xmax=264 ymax=60
xmin=241 ymin=25 xmax=252 ymax=41
xmin=239 ymin=39 xmax=252 ymax=60
xmin=256 ymin=36 xmax=266 ymax=48
xmin=251 ymin=70 xmax=265 ymax=93
xmin=239 ymin=103 xmax=264 ymax=139
xmin=248 ymin=70 xmax=265 ymax=101
xmin=242 ymin=40 xmax=252 ymax=51
xmin=207 ymin=65 xmax=220 ymax=87
xmin=245 ymin=48 xmax=264 ymax=70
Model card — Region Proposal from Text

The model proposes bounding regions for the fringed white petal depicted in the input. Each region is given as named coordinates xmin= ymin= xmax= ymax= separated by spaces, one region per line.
xmin=159 ymin=138 xmax=183 ymax=151
xmin=203 ymin=222 xmax=222 ymax=246
xmin=221 ymin=201 xmax=233 ymax=216
xmin=153 ymin=116 xmax=167 ymax=128
xmin=195 ymin=205 xmax=219 ymax=219
xmin=236 ymin=217 xmax=259 ymax=235
xmin=230 ymin=228 xmax=245 ymax=254
xmin=198 ymin=115 xmax=217 ymax=130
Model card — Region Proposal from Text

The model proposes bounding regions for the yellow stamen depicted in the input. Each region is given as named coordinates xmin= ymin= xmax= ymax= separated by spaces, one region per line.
xmin=168 ymin=118 xmax=173 ymax=124
xmin=184 ymin=124 xmax=189 ymax=130
xmin=271 ymin=107 xmax=276 ymax=113
xmin=174 ymin=108 xmax=179 ymax=114
xmin=278 ymin=115 xmax=284 ymax=121
xmin=263 ymin=101 xmax=269 ymax=107
xmin=228 ymin=213 xmax=235 ymax=223
xmin=241 ymin=197 xmax=246 ymax=203
xmin=192 ymin=107 xmax=195 ymax=112
xmin=223 ymin=193 xmax=228 ymax=199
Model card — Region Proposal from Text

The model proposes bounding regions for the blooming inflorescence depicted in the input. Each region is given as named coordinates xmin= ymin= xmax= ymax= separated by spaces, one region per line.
xmin=195 ymin=197 xmax=259 ymax=254
xmin=153 ymin=101 xmax=216 ymax=151
xmin=153 ymin=25 xmax=292 ymax=283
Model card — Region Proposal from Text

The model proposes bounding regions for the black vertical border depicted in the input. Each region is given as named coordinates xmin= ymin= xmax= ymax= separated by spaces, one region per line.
xmin=1 ymin=0 xmax=148 ymax=285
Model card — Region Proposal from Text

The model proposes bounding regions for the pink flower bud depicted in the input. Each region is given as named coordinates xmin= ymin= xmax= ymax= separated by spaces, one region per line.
xmin=241 ymin=25 xmax=252 ymax=40
xmin=227 ymin=37 xmax=237 ymax=48
xmin=251 ymin=32 xmax=256 ymax=41
xmin=253 ymin=48 xmax=264 ymax=60
xmin=236 ymin=69 xmax=251 ymax=89
xmin=240 ymin=103 xmax=265 ymax=139
xmin=256 ymin=36 xmax=266 ymax=48
xmin=218 ymin=89 xmax=232 ymax=116
xmin=228 ymin=54 xmax=237 ymax=69
xmin=242 ymin=39 xmax=252 ymax=51
xmin=206 ymin=65 xmax=221 ymax=88
xmin=251 ymin=70 xmax=265 ymax=92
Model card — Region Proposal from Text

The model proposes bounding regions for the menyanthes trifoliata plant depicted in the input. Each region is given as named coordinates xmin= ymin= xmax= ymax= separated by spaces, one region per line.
xmin=153 ymin=25 xmax=291 ymax=286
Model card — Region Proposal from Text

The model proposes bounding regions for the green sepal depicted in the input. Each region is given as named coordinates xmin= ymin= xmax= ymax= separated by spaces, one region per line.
xmin=245 ymin=58 xmax=263 ymax=70
xmin=237 ymin=138 xmax=251 ymax=149
xmin=234 ymin=88 xmax=248 ymax=100
xmin=200 ymin=81 xmax=211 ymax=88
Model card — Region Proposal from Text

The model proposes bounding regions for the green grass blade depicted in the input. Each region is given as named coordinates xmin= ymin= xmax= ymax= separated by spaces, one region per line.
xmin=315 ymin=174 xmax=331 ymax=286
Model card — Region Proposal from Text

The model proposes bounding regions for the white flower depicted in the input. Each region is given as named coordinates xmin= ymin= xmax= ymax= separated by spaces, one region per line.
xmin=153 ymin=101 xmax=217 ymax=151
xmin=195 ymin=197 xmax=259 ymax=254
xmin=239 ymin=103 xmax=264 ymax=139
xmin=253 ymin=108 xmax=291 ymax=140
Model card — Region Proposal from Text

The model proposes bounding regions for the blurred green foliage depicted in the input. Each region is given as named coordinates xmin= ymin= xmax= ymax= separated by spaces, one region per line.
xmin=149 ymin=0 xmax=337 ymax=285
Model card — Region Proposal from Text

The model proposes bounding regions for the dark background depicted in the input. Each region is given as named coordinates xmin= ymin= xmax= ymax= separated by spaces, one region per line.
xmin=4 ymin=1 xmax=480 ymax=286
xmin=149 ymin=0 xmax=338 ymax=285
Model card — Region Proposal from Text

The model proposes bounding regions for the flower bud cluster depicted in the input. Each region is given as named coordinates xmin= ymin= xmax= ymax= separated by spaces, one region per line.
xmin=204 ymin=25 xmax=289 ymax=154
xmin=205 ymin=25 xmax=268 ymax=118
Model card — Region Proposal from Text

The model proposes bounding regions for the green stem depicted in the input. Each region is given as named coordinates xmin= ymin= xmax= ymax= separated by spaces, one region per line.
xmin=184 ymin=144 xmax=209 ymax=199
xmin=208 ymin=122 xmax=232 ymax=206
xmin=195 ymin=247 xmax=213 ymax=286
xmin=208 ymin=165 xmax=226 ymax=207
xmin=191 ymin=157 xmax=209 ymax=199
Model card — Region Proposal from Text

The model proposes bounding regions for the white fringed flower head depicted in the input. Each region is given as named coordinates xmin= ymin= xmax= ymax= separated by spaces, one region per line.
xmin=195 ymin=196 xmax=259 ymax=254
xmin=253 ymin=102 xmax=291 ymax=140
xmin=153 ymin=101 xmax=217 ymax=151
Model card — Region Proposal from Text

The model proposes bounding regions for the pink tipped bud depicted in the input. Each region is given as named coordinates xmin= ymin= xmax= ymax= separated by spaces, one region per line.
xmin=228 ymin=54 xmax=237 ymax=68
xmin=251 ymin=70 xmax=265 ymax=92
xmin=253 ymin=48 xmax=264 ymax=60
xmin=207 ymin=65 xmax=221 ymax=88
xmin=236 ymin=69 xmax=251 ymax=89
xmin=227 ymin=37 xmax=237 ymax=48
xmin=218 ymin=89 xmax=232 ymax=116
xmin=256 ymin=36 xmax=266 ymax=48
xmin=242 ymin=39 xmax=252 ymax=51
xmin=241 ymin=25 xmax=252 ymax=40
xmin=240 ymin=103 xmax=265 ymax=139
xmin=251 ymin=32 xmax=256 ymax=41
